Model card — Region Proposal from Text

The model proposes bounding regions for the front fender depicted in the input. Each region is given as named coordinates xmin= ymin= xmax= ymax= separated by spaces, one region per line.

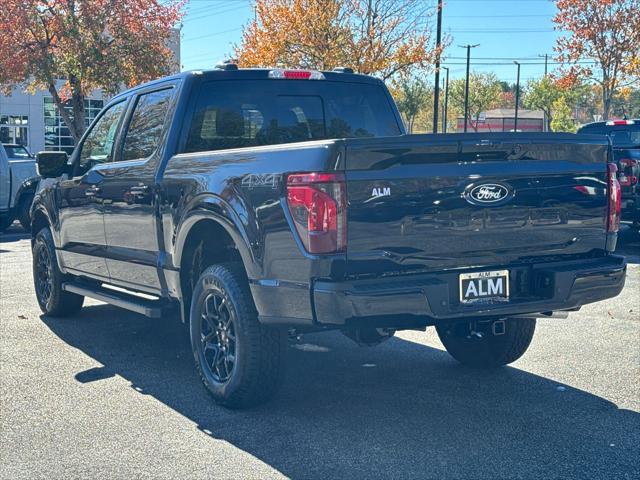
xmin=30 ymin=178 xmax=62 ymax=247
xmin=16 ymin=176 xmax=39 ymax=202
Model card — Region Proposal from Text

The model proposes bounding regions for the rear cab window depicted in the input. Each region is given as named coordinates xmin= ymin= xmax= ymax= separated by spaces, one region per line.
xmin=183 ymin=80 xmax=401 ymax=153
xmin=578 ymin=124 xmax=640 ymax=147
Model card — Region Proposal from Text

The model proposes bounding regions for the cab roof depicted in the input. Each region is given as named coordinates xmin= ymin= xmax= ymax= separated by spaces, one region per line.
xmin=111 ymin=67 xmax=384 ymax=102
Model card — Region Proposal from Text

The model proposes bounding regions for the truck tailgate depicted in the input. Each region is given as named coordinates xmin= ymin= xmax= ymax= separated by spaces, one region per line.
xmin=344 ymin=133 xmax=610 ymax=277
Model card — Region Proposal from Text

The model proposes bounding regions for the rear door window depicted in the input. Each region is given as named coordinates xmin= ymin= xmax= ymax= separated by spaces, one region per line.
xmin=183 ymin=80 xmax=400 ymax=153
xmin=121 ymin=88 xmax=174 ymax=162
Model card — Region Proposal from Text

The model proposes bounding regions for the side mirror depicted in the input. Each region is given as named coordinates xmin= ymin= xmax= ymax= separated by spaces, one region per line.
xmin=36 ymin=151 xmax=69 ymax=178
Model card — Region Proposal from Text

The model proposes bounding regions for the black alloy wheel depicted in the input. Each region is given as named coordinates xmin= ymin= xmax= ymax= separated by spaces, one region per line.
xmin=35 ymin=242 xmax=53 ymax=304
xmin=199 ymin=292 xmax=237 ymax=383
xmin=190 ymin=263 xmax=286 ymax=408
xmin=32 ymin=227 xmax=84 ymax=316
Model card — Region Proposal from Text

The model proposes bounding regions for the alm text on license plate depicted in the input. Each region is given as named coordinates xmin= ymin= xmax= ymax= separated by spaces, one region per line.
xmin=459 ymin=270 xmax=510 ymax=303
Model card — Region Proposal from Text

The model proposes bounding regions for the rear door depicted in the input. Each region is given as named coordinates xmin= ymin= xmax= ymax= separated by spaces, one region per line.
xmin=344 ymin=133 xmax=610 ymax=277
xmin=100 ymin=86 xmax=176 ymax=294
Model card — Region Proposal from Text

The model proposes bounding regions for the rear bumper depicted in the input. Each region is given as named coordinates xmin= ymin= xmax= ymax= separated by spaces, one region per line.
xmin=312 ymin=255 xmax=626 ymax=327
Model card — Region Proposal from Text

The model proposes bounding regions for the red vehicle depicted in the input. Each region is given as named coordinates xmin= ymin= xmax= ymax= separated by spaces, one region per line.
xmin=578 ymin=120 xmax=640 ymax=227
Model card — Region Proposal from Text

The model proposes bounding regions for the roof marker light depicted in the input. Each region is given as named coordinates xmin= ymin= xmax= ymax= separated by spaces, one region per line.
xmin=268 ymin=69 xmax=325 ymax=80
xmin=606 ymin=120 xmax=635 ymax=126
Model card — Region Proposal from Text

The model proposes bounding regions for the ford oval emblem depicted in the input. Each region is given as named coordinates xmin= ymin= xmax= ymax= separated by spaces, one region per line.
xmin=465 ymin=183 xmax=513 ymax=206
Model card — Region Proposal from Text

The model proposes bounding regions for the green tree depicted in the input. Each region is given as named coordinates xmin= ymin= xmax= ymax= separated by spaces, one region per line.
xmin=523 ymin=77 xmax=563 ymax=131
xmin=550 ymin=97 xmax=576 ymax=132
xmin=0 ymin=0 xmax=183 ymax=144
xmin=611 ymin=86 xmax=640 ymax=118
xmin=449 ymin=72 xmax=502 ymax=132
xmin=236 ymin=0 xmax=444 ymax=80
xmin=392 ymin=75 xmax=432 ymax=133
xmin=554 ymin=0 xmax=640 ymax=120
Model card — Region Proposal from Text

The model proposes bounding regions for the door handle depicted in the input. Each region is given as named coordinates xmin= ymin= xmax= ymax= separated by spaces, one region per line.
xmin=85 ymin=186 xmax=101 ymax=197
xmin=129 ymin=185 xmax=149 ymax=196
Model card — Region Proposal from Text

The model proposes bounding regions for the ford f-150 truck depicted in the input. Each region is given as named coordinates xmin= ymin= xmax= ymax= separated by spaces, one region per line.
xmin=30 ymin=66 xmax=626 ymax=408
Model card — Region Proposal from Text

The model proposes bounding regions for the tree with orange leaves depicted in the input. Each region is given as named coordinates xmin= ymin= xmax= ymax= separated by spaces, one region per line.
xmin=0 ymin=0 xmax=184 ymax=143
xmin=235 ymin=0 xmax=442 ymax=80
xmin=554 ymin=0 xmax=640 ymax=120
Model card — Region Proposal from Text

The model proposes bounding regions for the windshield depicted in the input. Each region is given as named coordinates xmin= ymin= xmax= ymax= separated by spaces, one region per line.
xmin=184 ymin=80 xmax=401 ymax=153
xmin=3 ymin=145 xmax=32 ymax=158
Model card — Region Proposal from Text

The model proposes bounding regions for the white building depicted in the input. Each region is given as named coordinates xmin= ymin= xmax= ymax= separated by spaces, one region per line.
xmin=0 ymin=29 xmax=180 ymax=156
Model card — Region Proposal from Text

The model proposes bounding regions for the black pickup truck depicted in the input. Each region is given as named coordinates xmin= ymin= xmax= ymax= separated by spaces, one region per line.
xmin=577 ymin=119 xmax=640 ymax=226
xmin=31 ymin=66 xmax=626 ymax=408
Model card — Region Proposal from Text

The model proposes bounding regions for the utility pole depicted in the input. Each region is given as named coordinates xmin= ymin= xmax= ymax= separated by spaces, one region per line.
xmin=432 ymin=0 xmax=443 ymax=133
xmin=442 ymin=66 xmax=450 ymax=133
xmin=460 ymin=44 xmax=479 ymax=133
xmin=514 ymin=61 xmax=521 ymax=132
xmin=538 ymin=54 xmax=548 ymax=76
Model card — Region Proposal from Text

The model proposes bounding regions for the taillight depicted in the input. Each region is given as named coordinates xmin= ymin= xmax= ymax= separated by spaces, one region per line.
xmin=619 ymin=158 xmax=638 ymax=186
xmin=607 ymin=163 xmax=621 ymax=233
xmin=286 ymin=172 xmax=346 ymax=254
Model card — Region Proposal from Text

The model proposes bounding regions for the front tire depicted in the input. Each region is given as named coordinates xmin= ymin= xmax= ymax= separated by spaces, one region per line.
xmin=436 ymin=318 xmax=536 ymax=368
xmin=190 ymin=263 xmax=286 ymax=409
xmin=0 ymin=215 xmax=13 ymax=233
xmin=32 ymin=227 xmax=84 ymax=316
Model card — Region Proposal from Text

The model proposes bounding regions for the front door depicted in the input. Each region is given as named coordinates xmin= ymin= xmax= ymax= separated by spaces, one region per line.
xmin=57 ymin=100 xmax=128 ymax=280
xmin=100 ymin=87 xmax=176 ymax=294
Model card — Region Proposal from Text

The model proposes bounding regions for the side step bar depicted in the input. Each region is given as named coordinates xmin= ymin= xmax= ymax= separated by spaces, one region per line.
xmin=512 ymin=310 xmax=576 ymax=320
xmin=62 ymin=282 xmax=174 ymax=318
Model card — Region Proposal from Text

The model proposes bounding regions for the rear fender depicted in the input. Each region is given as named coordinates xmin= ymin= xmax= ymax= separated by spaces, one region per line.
xmin=173 ymin=195 xmax=256 ymax=278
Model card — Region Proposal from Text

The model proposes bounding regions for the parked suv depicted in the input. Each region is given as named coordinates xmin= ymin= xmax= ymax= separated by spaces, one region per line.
xmin=31 ymin=67 xmax=626 ymax=408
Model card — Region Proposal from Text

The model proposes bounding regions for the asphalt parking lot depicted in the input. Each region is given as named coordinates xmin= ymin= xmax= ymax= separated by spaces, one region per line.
xmin=1 ymin=224 xmax=638 ymax=479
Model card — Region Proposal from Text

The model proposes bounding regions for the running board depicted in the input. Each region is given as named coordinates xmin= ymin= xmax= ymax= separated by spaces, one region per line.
xmin=62 ymin=282 xmax=174 ymax=318
xmin=512 ymin=310 xmax=575 ymax=320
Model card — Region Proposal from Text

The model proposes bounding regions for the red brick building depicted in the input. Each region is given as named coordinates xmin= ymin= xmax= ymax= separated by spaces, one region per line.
xmin=456 ymin=108 xmax=545 ymax=132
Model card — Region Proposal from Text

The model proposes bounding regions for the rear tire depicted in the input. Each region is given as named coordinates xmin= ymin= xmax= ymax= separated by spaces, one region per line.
xmin=190 ymin=263 xmax=286 ymax=409
xmin=436 ymin=318 xmax=536 ymax=368
xmin=32 ymin=227 xmax=84 ymax=316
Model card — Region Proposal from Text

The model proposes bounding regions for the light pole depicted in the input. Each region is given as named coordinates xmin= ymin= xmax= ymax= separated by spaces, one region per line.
xmin=442 ymin=66 xmax=450 ymax=133
xmin=514 ymin=61 xmax=521 ymax=132
xmin=538 ymin=53 xmax=548 ymax=76
xmin=460 ymin=44 xmax=479 ymax=133
xmin=432 ymin=0 xmax=443 ymax=133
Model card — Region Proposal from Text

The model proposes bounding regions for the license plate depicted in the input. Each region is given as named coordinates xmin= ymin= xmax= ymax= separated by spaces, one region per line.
xmin=459 ymin=270 xmax=509 ymax=303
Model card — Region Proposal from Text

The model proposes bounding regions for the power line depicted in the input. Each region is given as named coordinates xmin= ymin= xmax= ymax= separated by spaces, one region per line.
xmin=447 ymin=14 xmax=553 ymax=18
xmin=182 ymin=27 xmax=243 ymax=44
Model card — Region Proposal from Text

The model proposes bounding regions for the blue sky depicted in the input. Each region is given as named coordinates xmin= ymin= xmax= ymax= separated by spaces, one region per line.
xmin=180 ymin=0 xmax=564 ymax=84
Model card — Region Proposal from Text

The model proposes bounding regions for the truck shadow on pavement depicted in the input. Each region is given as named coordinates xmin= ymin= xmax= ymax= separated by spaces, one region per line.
xmin=41 ymin=307 xmax=639 ymax=479
xmin=616 ymin=225 xmax=640 ymax=263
